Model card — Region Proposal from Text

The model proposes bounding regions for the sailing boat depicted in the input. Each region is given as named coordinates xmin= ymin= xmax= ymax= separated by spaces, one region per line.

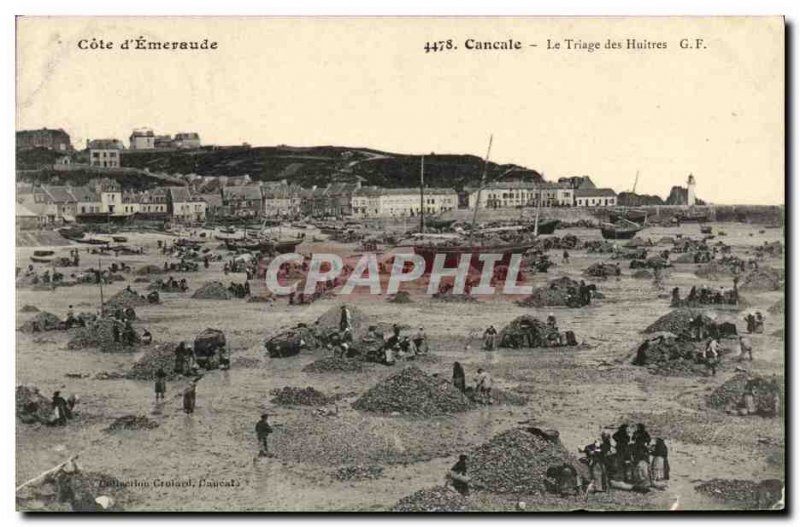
xmin=411 ymin=136 xmax=537 ymax=272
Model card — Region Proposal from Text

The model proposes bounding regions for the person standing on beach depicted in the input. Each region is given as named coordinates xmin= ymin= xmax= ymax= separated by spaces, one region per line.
xmin=255 ymin=414 xmax=273 ymax=457
xmin=182 ymin=382 xmax=197 ymax=414
xmin=452 ymin=362 xmax=466 ymax=393
xmin=154 ymin=368 xmax=166 ymax=402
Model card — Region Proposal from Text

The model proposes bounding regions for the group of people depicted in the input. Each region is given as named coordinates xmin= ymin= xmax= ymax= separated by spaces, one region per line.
xmin=674 ymin=282 xmax=739 ymax=307
xmin=582 ymin=424 xmax=669 ymax=494
xmin=23 ymin=266 xmax=65 ymax=285
xmin=228 ymin=281 xmax=251 ymax=298
xmin=163 ymin=259 xmax=200 ymax=273
xmin=150 ymin=276 xmax=189 ymax=292
xmin=563 ymin=280 xmax=594 ymax=308
xmin=485 ymin=315 xmax=578 ymax=350
xmin=223 ymin=258 xmax=256 ymax=277
xmin=744 ymin=311 xmax=766 ymax=334
xmin=728 ymin=376 xmax=781 ymax=417
xmin=330 ymin=323 xmax=429 ymax=366
xmin=50 ymin=390 xmax=79 ymax=426
xmin=451 ymin=362 xmax=492 ymax=404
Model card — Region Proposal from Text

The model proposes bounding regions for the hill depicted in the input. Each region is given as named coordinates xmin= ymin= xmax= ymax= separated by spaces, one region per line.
xmin=16 ymin=167 xmax=185 ymax=191
xmin=617 ymin=191 xmax=665 ymax=207
xmin=118 ymin=145 xmax=544 ymax=190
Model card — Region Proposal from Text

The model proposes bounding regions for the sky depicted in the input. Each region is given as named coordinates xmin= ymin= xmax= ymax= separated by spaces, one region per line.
xmin=16 ymin=16 xmax=784 ymax=204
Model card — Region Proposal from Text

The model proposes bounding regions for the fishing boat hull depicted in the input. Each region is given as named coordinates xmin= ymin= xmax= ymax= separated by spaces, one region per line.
xmin=600 ymin=226 xmax=642 ymax=240
xmin=226 ymin=238 xmax=304 ymax=253
xmin=609 ymin=210 xmax=647 ymax=224
xmin=274 ymin=239 xmax=304 ymax=254
xmin=30 ymin=256 xmax=54 ymax=263
xmin=531 ymin=219 xmax=559 ymax=235
xmin=675 ymin=212 xmax=710 ymax=223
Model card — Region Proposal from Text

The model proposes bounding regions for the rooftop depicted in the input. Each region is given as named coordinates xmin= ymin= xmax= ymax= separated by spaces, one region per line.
xmin=575 ymin=187 xmax=617 ymax=198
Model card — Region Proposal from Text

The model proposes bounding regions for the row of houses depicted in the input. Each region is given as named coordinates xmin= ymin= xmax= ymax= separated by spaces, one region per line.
xmin=16 ymin=179 xmax=208 ymax=228
xmin=466 ymin=180 xmax=618 ymax=209
xmin=16 ymin=175 xmax=621 ymax=230
xmin=129 ymin=128 xmax=202 ymax=150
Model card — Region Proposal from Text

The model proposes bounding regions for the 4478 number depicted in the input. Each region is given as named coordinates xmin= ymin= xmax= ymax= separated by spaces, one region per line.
xmin=424 ymin=39 xmax=456 ymax=53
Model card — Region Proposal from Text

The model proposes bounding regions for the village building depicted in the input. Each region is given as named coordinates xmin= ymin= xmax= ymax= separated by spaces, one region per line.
xmin=96 ymin=179 xmax=124 ymax=215
xmin=53 ymin=155 xmax=74 ymax=169
xmin=200 ymin=193 xmax=224 ymax=221
xmin=121 ymin=193 xmax=141 ymax=215
xmin=70 ymin=186 xmax=102 ymax=216
xmin=558 ymin=175 xmax=597 ymax=190
xmin=129 ymin=128 xmax=156 ymax=150
xmin=16 ymin=204 xmax=45 ymax=230
xmin=262 ymin=181 xmax=302 ymax=217
xmin=167 ymin=187 xmax=208 ymax=223
xmin=173 ymin=132 xmax=201 ymax=149
xmin=41 ymin=186 xmax=79 ymax=222
xmin=138 ymin=189 xmax=169 ymax=217
xmin=351 ymin=186 xmax=382 ymax=218
xmin=154 ymin=135 xmax=174 ymax=149
xmin=574 ymin=188 xmax=618 ymax=207
xmin=323 ymin=182 xmax=361 ymax=217
xmin=16 ymin=184 xmax=58 ymax=225
xmin=87 ymin=139 xmax=124 ymax=168
xmin=352 ymin=187 xmax=458 ymax=218
xmin=466 ymin=181 xmax=574 ymax=209
xmin=16 ymin=128 xmax=72 ymax=151
xmin=221 ymin=184 xmax=263 ymax=218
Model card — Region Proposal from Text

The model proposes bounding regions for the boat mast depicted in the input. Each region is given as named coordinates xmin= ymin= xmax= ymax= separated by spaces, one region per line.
xmin=419 ymin=156 xmax=425 ymax=233
xmin=468 ymin=134 xmax=493 ymax=243
xmin=535 ymin=187 xmax=542 ymax=235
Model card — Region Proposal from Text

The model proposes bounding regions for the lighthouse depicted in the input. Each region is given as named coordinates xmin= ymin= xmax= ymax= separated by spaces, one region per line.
xmin=686 ymin=174 xmax=696 ymax=207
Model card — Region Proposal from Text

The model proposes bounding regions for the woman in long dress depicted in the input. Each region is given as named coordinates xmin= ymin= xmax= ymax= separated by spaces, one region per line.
xmin=452 ymin=362 xmax=466 ymax=393
xmin=584 ymin=440 xmax=607 ymax=492
xmin=631 ymin=442 xmax=652 ymax=492
xmin=182 ymin=382 xmax=197 ymax=414
xmin=650 ymin=438 xmax=670 ymax=482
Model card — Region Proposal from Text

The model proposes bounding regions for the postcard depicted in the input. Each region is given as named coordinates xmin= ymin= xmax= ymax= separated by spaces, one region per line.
xmin=15 ymin=16 xmax=785 ymax=512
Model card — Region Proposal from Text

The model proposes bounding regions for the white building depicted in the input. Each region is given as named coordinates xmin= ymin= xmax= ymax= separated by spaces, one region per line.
xmin=97 ymin=179 xmax=124 ymax=214
xmin=574 ymin=188 xmax=618 ymax=207
xmin=168 ymin=187 xmax=207 ymax=223
xmin=139 ymin=189 xmax=169 ymax=215
xmin=129 ymin=128 xmax=156 ymax=150
xmin=87 ymin=139 xmax=124 ymax=168
xmin=351 ymin=187 xmax=458 ymax=218
xmin=262 ymin=181 xmax=302 ymax=217
xmin=466 ymin=181 xmax=574 ymax=209
xmin=174 ymin=132 xmax=201 ymax=149
xmin=121 ymin=193 xmax=141 ymax=215
xmin=70 ymin=186 xmax=102 ymax=215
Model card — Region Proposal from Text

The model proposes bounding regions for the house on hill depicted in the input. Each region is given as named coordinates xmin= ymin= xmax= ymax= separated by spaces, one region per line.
xmin=130 ymin=128 xmax=156 ymax=150
xmin=87 ymin=139 xmax=124 ymax=168
xmin=174 ymin=132 xmax=201 ymax=149
xmin=17 ymin=128 xmax=72 ymax=151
